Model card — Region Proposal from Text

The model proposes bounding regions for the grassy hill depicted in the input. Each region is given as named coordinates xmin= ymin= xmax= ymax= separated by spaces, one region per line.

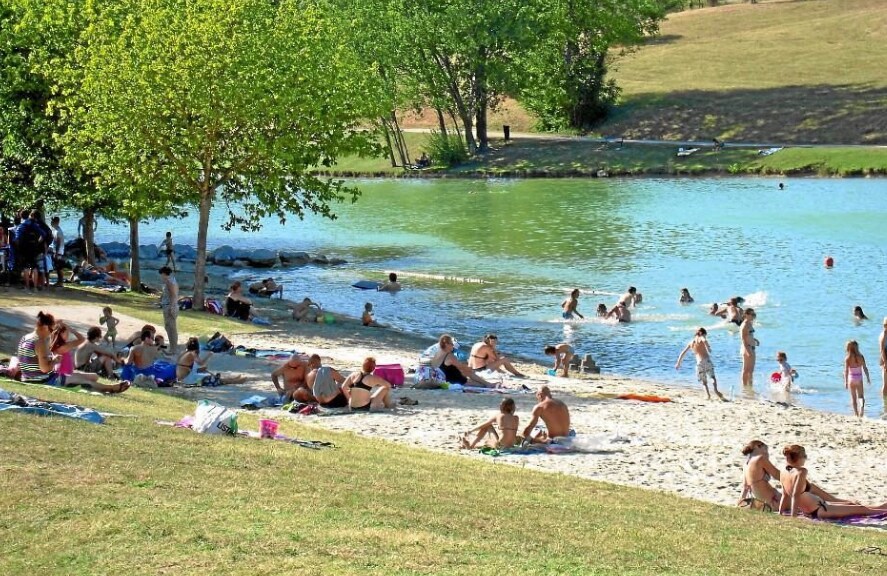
xmin=607 ymin=0 xmax=887 ymax=144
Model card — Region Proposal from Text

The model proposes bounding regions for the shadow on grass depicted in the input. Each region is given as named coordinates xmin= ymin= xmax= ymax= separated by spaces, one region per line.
xmin=607 ymin=84 xmax=887 ymax=144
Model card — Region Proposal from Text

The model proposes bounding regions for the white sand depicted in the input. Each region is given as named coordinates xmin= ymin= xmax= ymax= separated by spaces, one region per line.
xmin=5 ymin=302 xmax=887 ymax=508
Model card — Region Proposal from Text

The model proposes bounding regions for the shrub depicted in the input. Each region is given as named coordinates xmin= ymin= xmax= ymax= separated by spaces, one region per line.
xmin=426 ymin=131 xmax=469 ymax=167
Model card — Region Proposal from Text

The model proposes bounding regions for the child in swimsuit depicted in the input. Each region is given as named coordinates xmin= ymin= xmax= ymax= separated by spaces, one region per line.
xmin=460 ymin=398 xmax=520 ymax=449
xmin=100 ymin=306 xmax=119 ymax=348
xmin=844 ymin=340 xmax=870 ymax=417
xmin=361 ymin=302 xmax=377 ymax=327
xmin=775 ymin=351 xmax=798 ymax=391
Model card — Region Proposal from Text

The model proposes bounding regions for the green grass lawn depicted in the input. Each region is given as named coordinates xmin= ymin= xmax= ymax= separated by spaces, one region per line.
xmin=607 ymin=0 xmax=887 ymax=144
xmin=2 ymin=379 xmax=886 ymax=575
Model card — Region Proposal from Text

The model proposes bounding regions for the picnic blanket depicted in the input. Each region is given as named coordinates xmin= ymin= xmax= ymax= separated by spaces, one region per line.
xmin=0 ymin=388 xmax=105 ymax=424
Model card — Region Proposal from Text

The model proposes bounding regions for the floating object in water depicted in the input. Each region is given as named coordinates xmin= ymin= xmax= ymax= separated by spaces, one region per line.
xmin=352 ymin=280 xmax=382 ymax=290
xmin=824 ymin=256 xmax=834 ymax=268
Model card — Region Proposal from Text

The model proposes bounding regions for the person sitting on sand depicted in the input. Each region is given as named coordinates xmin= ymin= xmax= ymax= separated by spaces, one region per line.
xmin=126 ymin=329 xmax=161 ymax=370
xmin=291 ymin=297 xmax=322 ymax=322
xmin=378 ymin=272 xmax=401 ymax=293
xmin=468 ymin=334 xmax=525 ymax=377
xmin=543 ymin=343 xmax=574 ymax=377
xmin=225 ymin=281 xmax=252 ymax=321
xmin=606 ymin=302 xmax=631 ymax=323
xmin=50 ymin=322 xmax=129 ymax=392
xmin=737 ymin=440 xmax=783 ymax=512
xmin=853 ymin=305 xmax=868 ymax=321
xmin=341 ymin=356 xmax=393 ymax=411
xmin=432 ymin=334 xmax=494 ymax=388
xmin=679 ymin=288 xmax=694 ymax=304
xmin=122 ymin=324 xmax=156 ymax=350
xmin=596 ymin=303 xmax=607 ymax=317
xmin=522 ymin=386 xmax=571 ymax=443
xmin=562 ymin=289 xmax=584 ymax=320
xmin=675 ymin=327 xmax=723 ymax=400
xmin=174 ymin=337 xmax=248 ymax=386
xmin=271 ymin=353 xmax=310 ymax=402
xmin=361 ymin=302 xmax=379 ymax=327
xmin=74 ymin=326 xmax=121 ymax=378
xmin=15 ymin=311 xmax=63 ymax=385
xmin=306 ymin=354 xmax=348 ymax=408
xmin=249 ymin=278 xmax=282 ymax=298
xmin=779 ymin=444 xmax=887 ymax=519
xmin=460 ymin=398 xmax=520 ymax=449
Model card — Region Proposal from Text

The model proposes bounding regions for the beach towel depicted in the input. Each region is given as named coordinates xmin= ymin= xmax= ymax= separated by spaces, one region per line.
xmin=617 ymin=393 xmax=672 ymax=403
xmin=0 ymin=389 xmax=105 ymax=424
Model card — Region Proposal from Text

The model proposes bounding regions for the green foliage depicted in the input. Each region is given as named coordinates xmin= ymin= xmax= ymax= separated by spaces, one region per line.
xmin=426 ymin=131 xmax=468 ymax=167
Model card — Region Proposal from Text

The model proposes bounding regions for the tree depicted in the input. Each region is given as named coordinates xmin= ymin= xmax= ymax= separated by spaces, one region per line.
xmin=39 ymin=0 xmax=384 ymax=308
xmin=521 ymin=0 xmax=665 ymax=132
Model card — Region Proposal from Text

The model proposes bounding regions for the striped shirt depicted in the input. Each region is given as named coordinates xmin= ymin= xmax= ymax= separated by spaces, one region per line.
xmin=17 ymin=334 xmax=52 ymax=382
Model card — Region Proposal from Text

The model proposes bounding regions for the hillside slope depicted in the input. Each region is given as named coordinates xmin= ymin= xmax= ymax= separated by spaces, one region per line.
xmin=606 ymin=0 xmax=887 ymax=144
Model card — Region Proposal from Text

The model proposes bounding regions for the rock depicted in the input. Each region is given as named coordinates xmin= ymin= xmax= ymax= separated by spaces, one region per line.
xmin=311 ymin=254 xmax=329 ymax=265
xmin=328 ymin=258 xmax=347 ymax=265
xmin=232 ymin=259 xmax=250 ymax=268
xmin=139 ymin=244 xmax=160 ymax=260
xmin=100 ymin=241 xmax=131 ymax=259
xmin=212 ymin=245 xmax=237 ymax=265
xmin=246 ymin=248 xmax=278 ymax=268
xmin=174 ymin=244 xmax=197 ymax=262
xmin=278 ymin=250 xmax=311 ymax=265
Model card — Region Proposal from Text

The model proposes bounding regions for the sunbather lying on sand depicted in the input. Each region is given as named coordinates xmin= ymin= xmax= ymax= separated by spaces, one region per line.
xmin=460 ymin=398 xmax=519 ymax=449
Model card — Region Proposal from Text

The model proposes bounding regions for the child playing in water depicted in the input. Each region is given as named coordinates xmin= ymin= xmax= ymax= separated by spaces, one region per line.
xmin=596 ymin=303 xmax=607 ymax=317
xmin=99 ymin=306 xmax=119 ymax=348
xmin=460 ymin=398 xmax=520 ymax=449
xmin=361 ymin=302 xmax=378 ymax=327
xmin=543 ymin=343 xmax=574 ymax=378
xmin=775 ymin=351 xmax=798 ymax=391
xmin=675 ymin=327 xmax=724 ymax=400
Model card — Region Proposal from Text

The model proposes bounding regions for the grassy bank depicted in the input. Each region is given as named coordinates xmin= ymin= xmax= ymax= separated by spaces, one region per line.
xmin=2 ymin=288 xmax=887 ymax=574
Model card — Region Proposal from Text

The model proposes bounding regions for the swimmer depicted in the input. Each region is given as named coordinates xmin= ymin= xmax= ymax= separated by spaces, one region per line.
xmin=378 ymin=272 xmax=401 ymax=293
xmin=562 ymin=289 xmax=584 ymax=320
xmin=844 ymin=340 xmax=870 ymax=417
xmin=709 ymin=303 xmax=726 ymax=318
xmin=679 ymin=288 xmax=694 ymax=304
xmin=596 ymin=303 xmax=607 ymax=317
xmin=775 ymin=351 xmax=798 ymax=391
xmin=618 ymin=286 xmax=639 ymax=307
xmin=606 ymin=302 xmax=631 ymax=323
xmin=853 ymin=306 xmax=868 ymax=321
xmin=675 ymin=327 xmax=723 ymax=400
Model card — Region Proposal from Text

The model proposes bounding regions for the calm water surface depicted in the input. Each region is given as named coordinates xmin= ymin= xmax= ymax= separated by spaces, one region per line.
xmin=86 ymin=177 xmax=887 ymax=417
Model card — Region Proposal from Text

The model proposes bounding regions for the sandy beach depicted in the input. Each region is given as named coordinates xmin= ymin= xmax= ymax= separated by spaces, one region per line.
xmin=5 ymin=279 xmax=887 ymax=511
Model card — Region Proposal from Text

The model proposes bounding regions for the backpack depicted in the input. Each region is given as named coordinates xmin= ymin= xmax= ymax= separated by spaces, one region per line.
xmin=17 ymin=222 xmax=42 ymax=250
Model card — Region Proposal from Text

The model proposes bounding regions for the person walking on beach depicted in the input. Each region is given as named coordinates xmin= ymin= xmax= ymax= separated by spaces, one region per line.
xmin=562 ymin=289 xmax=584 ymax=320
xmin=159 ymin=266 xmax=178 ymax=355
xmin=522 ymin=386 xmax=571 ymax=443
xmin=740 ymin=308 xmax=758 ymax=387
xmin=159 ymin=231 xmax=176 ymax=272
xmin=879 ymin=317 xmax=887 ymax=397
xmin=844 ymin=340 xmax=870 ymax=418
xmin=675 ymin=327 xmax=723 ymax=400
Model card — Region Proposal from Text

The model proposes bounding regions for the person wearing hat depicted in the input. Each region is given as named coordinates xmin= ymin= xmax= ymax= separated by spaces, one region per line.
xmin=467 ymin=334 xmax=525 ymax=377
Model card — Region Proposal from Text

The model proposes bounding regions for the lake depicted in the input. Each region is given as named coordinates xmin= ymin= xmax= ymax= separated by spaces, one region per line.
xmin=81 ymin=177 xmax=887 ymax=417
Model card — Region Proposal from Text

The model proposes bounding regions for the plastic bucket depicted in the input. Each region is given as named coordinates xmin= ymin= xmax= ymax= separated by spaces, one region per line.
xmin=259 ymin=419 xmax=279 ymax=439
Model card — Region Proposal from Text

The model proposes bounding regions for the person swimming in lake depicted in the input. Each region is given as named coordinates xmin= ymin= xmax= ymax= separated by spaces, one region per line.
xmin=618 ymin=286 xmax=640 ymax=308
xmin=596 ymin=303 xmax=607 ymax=317
xmin=675 ymin=327 xmax=723 ymax=400
xmin=378 ymin=272 xmax=401 ymax=293
xmin=779 ymin=444 xmax=887 ymax=520
xmin=679 ymin=288 xmax=694 ymax=304
xmin=844 ymin=340 xmax=870 ymax=417
xmin=460 ymin=398 xmax=520 ymax=449
xmin=853 ymin=306 xmax=868 ymax=321
xmin=606 ymin=302 xmax=631 ymax=323
xmin=562 ymin=289 xmax=584 ymax=320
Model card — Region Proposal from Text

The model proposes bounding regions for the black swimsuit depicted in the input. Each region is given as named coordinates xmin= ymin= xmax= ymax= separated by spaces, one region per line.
xmin=438 ymin=353 xmax=467 ymax=385
xmin=351 ymin=373 xmax=373 ymax=410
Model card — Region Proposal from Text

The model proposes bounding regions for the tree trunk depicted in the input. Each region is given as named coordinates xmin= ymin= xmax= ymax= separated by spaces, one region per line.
xmin=82 ymin=208 xmax=97 ymax=265
xmin=379 ymin=119 xmax=398 ymax=167
xmin=474 ymin=56 xmax=489 ymax=153
xmin=192 ymin=187 xmax=213 ymax=311
xmin=436 ymin=107 xmax=448 ymax=137
xmin=128 ymin=216 xmax=141 ymax=290
xmin=390 ymin=112 xmax=410 ymax=166
xmin=436 ymin=53 xmax=476 ymax=153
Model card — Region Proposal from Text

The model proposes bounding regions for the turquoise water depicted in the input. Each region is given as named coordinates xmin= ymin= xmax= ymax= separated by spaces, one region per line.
xmin=84 ymin=177 xmax=887 ymax=417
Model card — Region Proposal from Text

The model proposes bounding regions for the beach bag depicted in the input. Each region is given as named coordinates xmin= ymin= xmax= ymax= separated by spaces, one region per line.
xmin=192 ymin=400 xmax=238 ymax=435
xmin=178 ymin=296 xmax=193 ymax=310
xmin=374 ymin=364 xmax=405 ymax=388
xmin=204 ymin=298 xmax=223 ymax=315
xmin=412 ymin=365 xmax=446 ymax=389
xmin=206 ymin=335 xmax=233 ymax=353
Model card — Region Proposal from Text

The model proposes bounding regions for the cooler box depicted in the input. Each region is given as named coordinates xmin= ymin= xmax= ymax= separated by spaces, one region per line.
xmin=374 ymin=364 xmax=405 ymax=388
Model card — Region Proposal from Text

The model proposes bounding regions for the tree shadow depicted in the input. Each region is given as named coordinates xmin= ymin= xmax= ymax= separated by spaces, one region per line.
xmin=607 ymin=84 xmax=887 ymax=144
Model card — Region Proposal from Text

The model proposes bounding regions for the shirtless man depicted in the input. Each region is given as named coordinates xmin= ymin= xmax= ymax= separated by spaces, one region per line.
xmin=291 ymin=298 xmax=321 ymax=322
xmin=305 ymin=354 xmax=347 ymax=408
xmin=675 ymin=327 xmax=724 ymax=400
xmin=543 ymin=343 xmax=574 ymax=377
xmin=618 ymin=286 xmax=639 ymax=308
xmin=378 ymin=272 xmax=402 ymax=293
xmin=271 ymin=354 xmax=310 ymax=401
xmin=723 ymin=298 xmax=743 ymax=326
xmin=249 ymin=278 xmax=282 ymax=297
xmin=126 ymin=329 xmax=160 ymax=370
xmin=606 ymin=302 xmax=631 ymax=323
xmin=74 ymin=327 xmax=121 ymax=377
xmin=522 ymin=386 xmax=571 ymax=443
xmin=562 ymin=289 xmax=584 ymax=320
xmin=468 ymin=334 xmax=525 ymax=377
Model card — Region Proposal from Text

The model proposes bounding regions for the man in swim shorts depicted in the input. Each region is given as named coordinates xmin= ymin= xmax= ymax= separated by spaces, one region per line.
xmin=543 ymin=343 xmax=574 ymax=377
xmin=618 ymin=286 xmax=639 ymax=307
xmin=522 ymin=386 xmax=571 ymax=443
xmin=675 ymin=327 xmax=724 ymax=400
xmin=561 ymin=289 xmax=584 ymax=320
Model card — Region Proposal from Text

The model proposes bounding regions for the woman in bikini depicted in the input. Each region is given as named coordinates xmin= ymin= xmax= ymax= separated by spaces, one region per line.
xmin=175 ymin=337 xmax=246 ymax=387
xmin=738 ymin=440 xmax=782 ymax=511
xmin=844 ymin=340 xmax=870 ymax=417
xmin=740 ymin=308 xmax=758 ymax=387
xmin=780 ymin=444 xmax=887 ymax=520
xmin=431 ymin=334 xmax=494 ymax=388
xmin=460 ymin=398 xmax=519 ymax=449
xmin=341 ymin=357 xmax=393 ymax=411
xmin=468 ymin=334 xmax=525 ymax=377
